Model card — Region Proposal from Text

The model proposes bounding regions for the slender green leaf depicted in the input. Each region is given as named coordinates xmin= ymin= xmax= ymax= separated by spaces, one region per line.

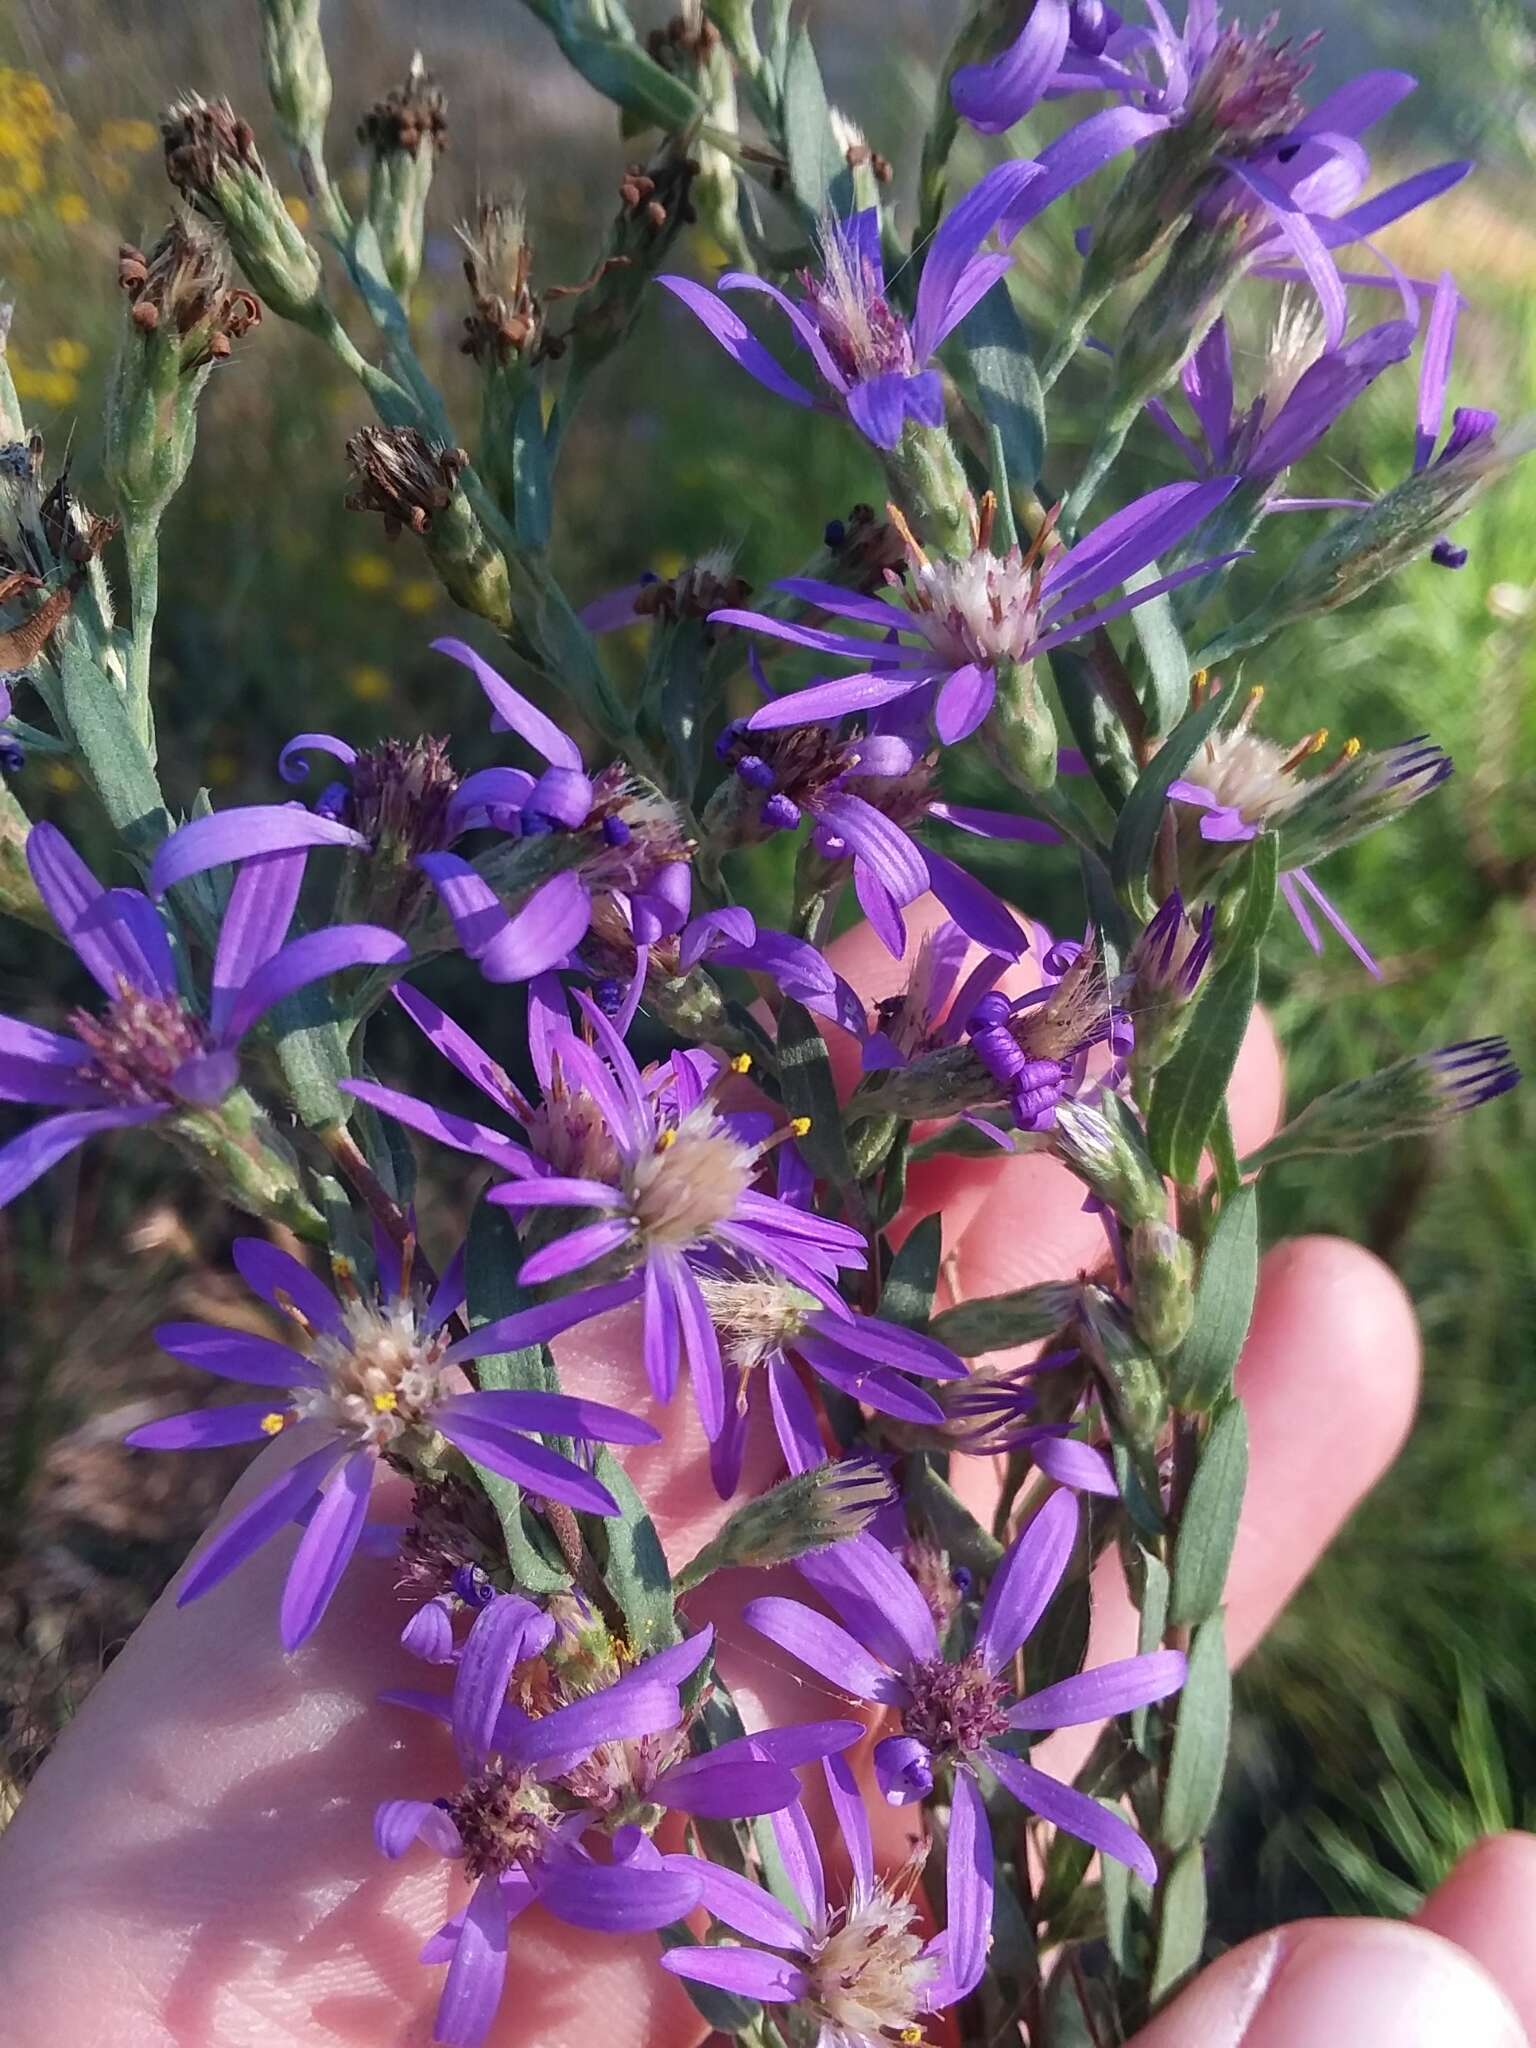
xmin=776 ymin=998 xmax=856 ymax=1189
xmin=1147 ymin=834 xmax=1278 ymax=1181
xmin=1170 ymin=1401 xmax=1248 ymax=1629
xmin=1169 ymin=1185 xmax=1259 ymax=1410
xmin=1126 ymin=562 xmax=1192 ymax=736
xmin=56 ymin=637 xmax=172 ymax=871
xmin=1146 ymin=952 xmax=1258 ymax=1183
xmin=1109 ymin=684 xmax=1230 ymax=891
xmin=589 ymin=1447 xmax=677 ymax=1654
xmin=879 ymin=1212 xmax=943 ymax=1329
xmin=512 ymin=384 xmax=552 ymax=549
xmin=464 ymin=1205 xmax=570 ymax=1592
xmin=908 ymin=1456 xmax=1005 ymax=1574
xmin=1150 ymin=1843 xmax=1208 ymax=2002
xmin=1131 ymin=1550 xmax=1170 ymax=1757
xmin=1162 ymin=1611 xmax=1231 ymax=1850
xmin=958 ymin=280 xmax=1045 ymax=489
xmin=1049 ymin=647 xmax=1139 ymax=811
xmin=781 ymin=30 xmax=849 ymax=220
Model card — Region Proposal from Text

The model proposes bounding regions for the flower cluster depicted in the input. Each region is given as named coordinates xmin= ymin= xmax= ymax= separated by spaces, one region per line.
xmin=0 ymin=4 xmax=1524 ymax=2046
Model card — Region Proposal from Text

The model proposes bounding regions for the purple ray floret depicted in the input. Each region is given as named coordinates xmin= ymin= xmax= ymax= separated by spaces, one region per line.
xmin=746 ymin=1506 xmax=1185 ymax=1903
xmin=658 ymin=162 xmax=1042 ymax=449
xmin=0 ymin=825 xmax=406 ymax=1210
xmin=125 ymin=1242 xmax=660 ymax=1647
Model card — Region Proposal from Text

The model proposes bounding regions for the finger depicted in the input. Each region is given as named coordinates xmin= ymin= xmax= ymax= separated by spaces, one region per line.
xmin=1416 ymin=1833 xmax=1536 ymax=2037
xmin=1126 ymin=1919 xmax=1526 ymax=2048
xmin=1031 ymin=1234 xmax=1420 ymax=1787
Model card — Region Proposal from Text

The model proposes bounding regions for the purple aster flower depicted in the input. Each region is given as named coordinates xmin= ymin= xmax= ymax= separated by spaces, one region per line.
xmin=125 ymin=1242 xmax=660 ymax=1648
xmin=694 ymin=1266 xmax=969 ymax=1496
xmin=1146 ymin=299 xmax=1416 ymax=493
xmin=1271 ymin=272 xmax=1499 ymax=566
xmin=662 ymin=1753 xmax=983 ymax=2031
xmin=713 ymin=476 xmax=1242 ymax=748
xmin=379 ymin=1618 xmax=860 ymax=2047
xmin=1167 ymin=692 xmax=1453 ymax=976
xmin=0 ymin=824 xmax=406 ymax=1209
xmin=147 ymin=637 xmax=693 ymax=983
xmin=964 ymin=935 xmax=1131 ymax=1133
xmin=747 ymin=1507 xmax=1186 ymax=1895
xmin=657 ymin=160 xmax=1043 ymax=450
xmin=343 ymin=980 xmax=868 ymax=1445
xmin=711 ymin=699 xmax=1051 ymax=959
xmin=860 ymin=916 xmax=1019 ymax=1072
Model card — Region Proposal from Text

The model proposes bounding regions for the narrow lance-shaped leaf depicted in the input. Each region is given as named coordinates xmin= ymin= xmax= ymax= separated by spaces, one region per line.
xmin=464 ymin=1203 xmax=571 ymax=1594
xmin=1169 ymin=1398 xmax=1248 ymax=1630
xmin=776 ymin=998 xmax=857 ymax=1192
xmin=1126 ymin=560 xmax=1193 ymax=736
xmin=1161 ymin=1611 xmax=1231 ymax=1851
xmin=1150 ymin=1844 xmax=1209 ymax=2003
xmin=958 ymin=279 xmax=1046 ymax=491
xmin=589 ymin=1446 xmax=677 ymax=1655
xmin=1109 ymin=683 xmax=1232 ymax=893
xmin=1169 ymin=1184 xmax=1259 ymax=1411
xmin=780 ymin=28 xmax=852 ymax=222
xmin=1147 ymin=833 xmax=1279 ymax=1182
xmin=878 ymin=1211 xmax=943 ymax=1329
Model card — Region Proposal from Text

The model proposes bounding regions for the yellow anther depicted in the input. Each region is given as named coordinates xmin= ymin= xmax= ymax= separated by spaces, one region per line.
xmin=789 ymin=1115 xmax=813 ymax=1138
xmin=729 ymin=1052 xmax=753 ymax=1074
xmin=900 ymin=2031 xmax=925 ymax=2045
xmin=1341 ymin=735 xmax=1362 ymax=760
xmin=1191 ymin=667 xmax=1209 ymax=691
xmin=1248 ymin=682 xmax=1266 ymax=705
xmin=372 ymin=1390 xmax=399 ymax=1414
xmin=655 ymin=1127 xmax=678 ymax=1152
xmin=260 ymin=1411 xmax=288 ymax=1436
xmin=1307 ymin=727 xmax=1329 ymax=755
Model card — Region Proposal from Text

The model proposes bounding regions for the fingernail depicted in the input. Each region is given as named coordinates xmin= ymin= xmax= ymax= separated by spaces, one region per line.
xmin=1237 ymin=1921 xmax=1527 ymax=2048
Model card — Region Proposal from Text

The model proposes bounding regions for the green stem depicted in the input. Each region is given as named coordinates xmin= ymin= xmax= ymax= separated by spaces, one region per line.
xmin=123 ymin=515 xmax=160 ymax=756
xmin=1040 ymin=287 xmax=1110 ymax=394
xmin=1063 ymin=406 xmax=1139 ymax=531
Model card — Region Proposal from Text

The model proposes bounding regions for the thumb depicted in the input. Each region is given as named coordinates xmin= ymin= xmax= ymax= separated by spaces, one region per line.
xmin=1127 ymin=1920 xmax=1527 ymax=2048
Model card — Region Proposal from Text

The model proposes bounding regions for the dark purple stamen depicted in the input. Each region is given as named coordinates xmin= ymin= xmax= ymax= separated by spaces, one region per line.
xmin=0 ymin=736 xmax=24 ymax=775
xmin=315 ymin=780 xmax=352 ymax=822
xmin=520 ymin=811 xmax=556 ymax=837
xmin=601 ymin=814 xmax=632 ymax=847
xmin=593 ymin=977 xmax=625 ymax=1016
xmin=761 ymin=792 xmax=802 ymax=831
xmin=452 ymin=1563 xmax=495 ymax=1609
xmin=1432 ymin=541 xmax=1469 ymax=570
xmin=735 ymin=753 xmax=778 ymax=791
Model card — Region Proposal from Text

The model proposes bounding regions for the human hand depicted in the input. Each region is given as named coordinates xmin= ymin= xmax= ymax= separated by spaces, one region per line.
xmin=0 ymin=906 xmax=1527 ymax=2048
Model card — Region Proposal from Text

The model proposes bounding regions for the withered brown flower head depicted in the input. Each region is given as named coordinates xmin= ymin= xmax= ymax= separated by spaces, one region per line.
xmin=357 ymin=52 xmax=447 ymax=161
xmin=824 ymin=501 xmax=909 ymax=590
xmin=344 ymin=425 xmax=467 ymax=538
xmin=617 ymin=154 xmax=699 ymax=237
xmin=117 ymin=216 xmax=262 ymax=367
xmin=458 ymin=199 xmax=542 ymax=364
xmin=633 ymin=549 xmax=750 ymax=626
xmin=161 ymin=95 xmax=263 ymax=208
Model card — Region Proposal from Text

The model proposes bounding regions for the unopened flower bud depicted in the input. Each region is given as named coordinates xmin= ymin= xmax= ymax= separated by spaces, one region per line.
xmin=1126 ymin=891 xmax=1214 ymax=1079
xmin=1051 ymin=1097 xmax=1166 ymax=1226
xmin=1247 ymin=1040 xmax=1520 ymax=1171
xmin=162 ymin=95 xmax=325 ymax=324
xmin=1202 ymin=417 xmax=1536 ymax=664
xmin=1279 ymin=736 xmax=1453 ymax=867
xmin=358 ymin=53 xmax=446 ymax=300
xmin=929 ymin=1279 xmax=1079 ymax=1358
xmin=1078 ymin=1288 xmax=1167 ymax=1457
xmin=107 ymin=217 xmax=261 ymax=523
xmin=982 ymin=655 xmax=1059 ymax=793
xmin=672 ymin=1458 xmax=894 ymax=1593
xmin=259 ymin=0 xmax=333 ymax=161
xmin=1130 ymin=1219 xmax=1196 ymax=1357
xmin=344 ymin=425 xmax=512 ymax=630
xmin=1109 ymin=214 xmax=1248 ymax=417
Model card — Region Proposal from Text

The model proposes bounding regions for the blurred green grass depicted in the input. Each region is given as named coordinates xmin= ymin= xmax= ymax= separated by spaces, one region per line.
xmin=1 ymin=0 xmax=1533 ymax=1940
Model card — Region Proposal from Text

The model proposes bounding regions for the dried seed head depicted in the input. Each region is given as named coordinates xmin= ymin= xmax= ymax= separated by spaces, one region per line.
xmin=631 ymin=546 xmax=750 ymax=625
xmin=344 ymin=425 xmax=468 ymax=537
xmin=162 ymin=94 xmax=264 ymax=203
xmin=357 ymin=52 xmax=447 ymax=160
xmin=117 ymin=216 xmax=261 ymax=371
